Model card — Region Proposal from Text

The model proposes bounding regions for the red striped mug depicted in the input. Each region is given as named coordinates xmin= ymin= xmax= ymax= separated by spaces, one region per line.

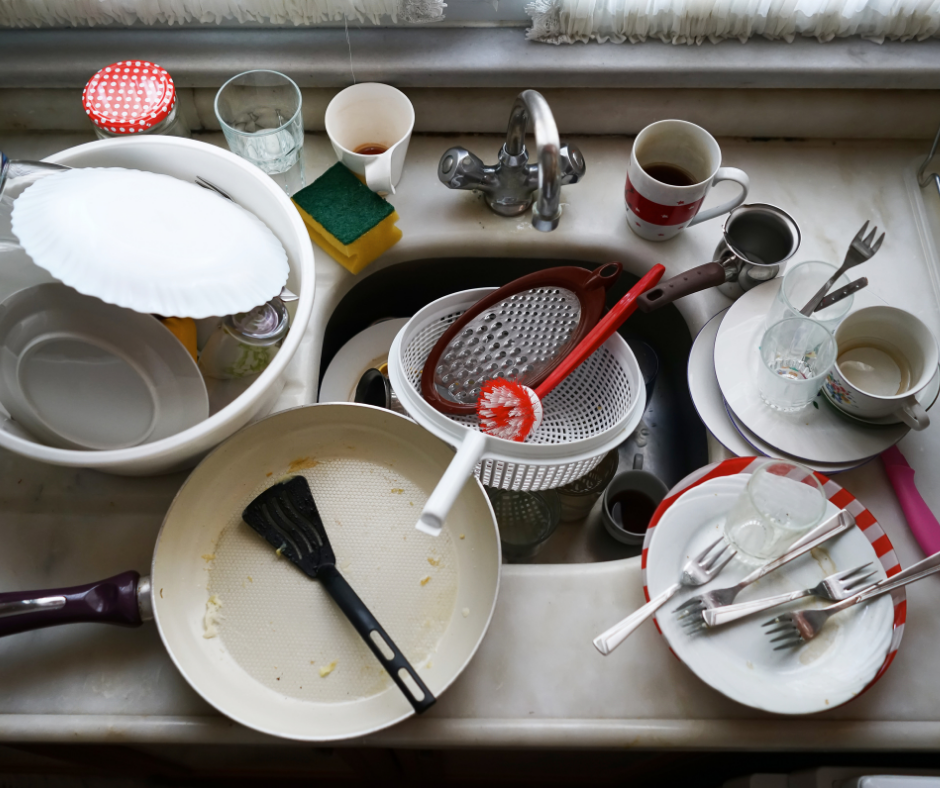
xmin=625 ymin=120 xmax=749 ymax=241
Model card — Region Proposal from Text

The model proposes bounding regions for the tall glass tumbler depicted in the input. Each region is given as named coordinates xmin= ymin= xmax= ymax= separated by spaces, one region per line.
xmin=215 ymin=70 xmax=305 ymax=195
xmin=758 ymin=317 xmax=837 ymax=412
xmin=766 ymin=260 xmax=854 ymax=333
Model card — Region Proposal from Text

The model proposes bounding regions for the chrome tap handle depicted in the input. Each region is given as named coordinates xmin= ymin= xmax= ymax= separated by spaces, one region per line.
xmin=559 ymin=143 xmax=586 ymax=186
xmin=438 ymin=147 xmax=491 ymax=192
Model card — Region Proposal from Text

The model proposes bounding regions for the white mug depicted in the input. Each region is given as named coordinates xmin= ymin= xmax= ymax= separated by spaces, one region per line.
xmin=324 ymin=83 xmax=414 ymax=195
xmin=823 ymin=306 xmax=939 ymax=431
xmin=625 ymin=120 xmax=749 ymax=241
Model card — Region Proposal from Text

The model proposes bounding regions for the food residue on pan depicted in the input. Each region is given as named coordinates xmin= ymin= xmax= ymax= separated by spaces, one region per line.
xmin=319 ymin=660 xmax=338 ymax=677
xmin=427 ymin=557 xmax=441 ymax=567
xmin=420 ymin=576 xmax=431 ymax=586
xmin=201 ymin=553 xmax=216 ymax=562
xmin=459 ymin=534 xmax=465 ymax=540
xmin=275 ymin=544 xmax=286 ymax=558
xmin=391 ymin=488 xmax=404 ymax=494
xmin=203 ymin=595 xmax=223 ymax=638
xmin=287 ymin=457 xmax=320 ymax=473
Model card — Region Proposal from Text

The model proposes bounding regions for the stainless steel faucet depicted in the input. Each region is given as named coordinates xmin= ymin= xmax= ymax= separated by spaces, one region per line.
xmin=437 ymin=90 xmax=586 ymax=232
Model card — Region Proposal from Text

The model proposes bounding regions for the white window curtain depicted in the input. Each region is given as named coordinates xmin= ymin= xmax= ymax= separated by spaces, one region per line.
xmin=0 ymin=0 xmax=445 ymax=26
xmin=525 ymin=0 xmax=940 ymax=44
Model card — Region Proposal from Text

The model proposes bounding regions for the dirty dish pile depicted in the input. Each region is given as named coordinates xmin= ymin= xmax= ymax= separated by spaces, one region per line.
xmin=389 ymin=286 xmax=647 ymax=536
xmin=0 ymin=137 xmax=315 ymax=474
xmin=702 ymin=278 xmax=939 ymax=471
xmin=639 ymin=458 xmax=904 ymax=714
xmin=0 ymin=404 xmax=501 ymax=741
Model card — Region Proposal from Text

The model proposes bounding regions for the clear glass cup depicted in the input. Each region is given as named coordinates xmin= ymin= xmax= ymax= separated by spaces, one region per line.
xmin=767 ymin=260 xmax=854 ymax=333
xmin=556 ymin=449 xmax=619 ymax=522
xmin=758 ymin=317 xmax=837 ymax=411
xmin=486 ymin=487 xmax=561 ymax=563
xmin=214 ymin=70 xmax=305 ymax=196
xmin=722 ymin=460 xmax=827 ymax=566
xmin=198 ymin=297 xmax=290 ymax=380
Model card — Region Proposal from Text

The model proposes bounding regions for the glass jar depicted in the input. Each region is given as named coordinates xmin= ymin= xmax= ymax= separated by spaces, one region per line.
xmin=199 ymin=298 xmax=290 ymax=380
xmin=82 ymin=61 xmax=190 ymax=139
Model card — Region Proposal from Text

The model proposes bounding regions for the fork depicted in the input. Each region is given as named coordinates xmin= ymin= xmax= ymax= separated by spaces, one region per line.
xmin=683 ymin=562 xmax=876 ymax=632
xmin=593 ymin=535 xmax=736 ymax=656
xmin=764 ymin=549 xmax=940 ymax=648
xmin=799 ymin=221 xmax=885 ymax=315
xmin=673 ymin=509 xmax=856 ymax=623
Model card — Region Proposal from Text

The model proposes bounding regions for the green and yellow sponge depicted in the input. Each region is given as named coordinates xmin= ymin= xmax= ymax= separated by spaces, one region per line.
xmin=291 ymin=163 xmax=402 ymax=275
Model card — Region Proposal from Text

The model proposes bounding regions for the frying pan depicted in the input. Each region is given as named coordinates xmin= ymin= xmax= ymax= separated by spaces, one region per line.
xmin=0 ymin=403 xmax=501 ymax=741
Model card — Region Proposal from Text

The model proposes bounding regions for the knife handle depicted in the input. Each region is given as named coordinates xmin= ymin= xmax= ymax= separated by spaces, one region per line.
xmin=882 ymin=446 xmax=940 ymax=556
xmin=319 ymin=565 xmax=436 ymax=714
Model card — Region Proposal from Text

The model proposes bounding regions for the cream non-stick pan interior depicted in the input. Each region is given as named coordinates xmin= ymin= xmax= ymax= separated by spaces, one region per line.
xmin=152 ymin=403 xmax=501 ymax=741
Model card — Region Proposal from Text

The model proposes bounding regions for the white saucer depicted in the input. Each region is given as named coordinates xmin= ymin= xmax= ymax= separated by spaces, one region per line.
xmin=0 ymin=284 xmax=208 ymax=450
xmin=643 ymin=461 xmax=904 ymax=715
xmin=822 ymin=370 xmax=940 ymax=426
xmin=319 ymin=319 xmax=409 ymax=404
xmin=715 ymin=280 xmax=910 ymax=464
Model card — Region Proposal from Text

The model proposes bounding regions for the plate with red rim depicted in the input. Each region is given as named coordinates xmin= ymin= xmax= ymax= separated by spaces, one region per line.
xmin=640 ymin=457 xmax=905 ymax=715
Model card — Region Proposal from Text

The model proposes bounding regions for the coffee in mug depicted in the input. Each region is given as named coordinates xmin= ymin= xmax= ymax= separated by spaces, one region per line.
xmin=625 ymin=120 xmax=750 ymax=242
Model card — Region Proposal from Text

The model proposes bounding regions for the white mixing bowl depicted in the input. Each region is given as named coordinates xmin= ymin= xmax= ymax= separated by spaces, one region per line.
xmin=0 ymin=136 xmax=315 ymax=475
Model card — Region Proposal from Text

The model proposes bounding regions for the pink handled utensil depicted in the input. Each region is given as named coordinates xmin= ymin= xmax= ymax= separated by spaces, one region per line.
xmin=882 ymin=445 xmax=940 ymax=556
xmin=477 ymin=264 xmax=666 ymax=442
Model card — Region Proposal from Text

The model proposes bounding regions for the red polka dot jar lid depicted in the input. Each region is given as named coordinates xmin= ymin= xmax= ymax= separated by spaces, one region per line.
xmin=82 ymin=61 xmax=177 ymax=134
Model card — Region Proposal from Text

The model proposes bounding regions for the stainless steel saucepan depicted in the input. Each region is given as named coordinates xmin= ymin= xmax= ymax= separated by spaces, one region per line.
xmin=637 ymin=203 xmax=801 ymax=312
xmin=0 ymin=403 xmax=501 ymax=741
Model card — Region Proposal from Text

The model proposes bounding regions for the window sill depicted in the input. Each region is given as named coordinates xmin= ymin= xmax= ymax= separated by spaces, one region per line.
xmin=1 ymin=27 xmax=939 ymax=90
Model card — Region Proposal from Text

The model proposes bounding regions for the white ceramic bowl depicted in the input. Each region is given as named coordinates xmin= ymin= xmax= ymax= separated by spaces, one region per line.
xmin=0 ymin=136 xmax=315 ymax=475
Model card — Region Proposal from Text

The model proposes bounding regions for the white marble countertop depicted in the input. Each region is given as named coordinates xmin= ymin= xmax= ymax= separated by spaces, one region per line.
xmin=1 ymin=131 xmax=939 ymax=748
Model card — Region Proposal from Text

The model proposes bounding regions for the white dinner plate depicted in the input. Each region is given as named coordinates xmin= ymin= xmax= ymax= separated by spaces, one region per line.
xmin=642 ymin=458 xmax=905 ymax=715
xmin=689 ymin=309 xmax=870 ymax=472
xmin=714 ymin=280 xmax=914 ymax=464
xmin=319 ymin=319 xmax=409 ymax=404
xmin=723 ymin=402 xmax=870 ymax=474
xmin=0 ymin=283 xmax=208 ymax=450
xmin=11 ymin=168 xmax=289 ymax=319
xmin=688 ymin=309 xmax=756 ymax=457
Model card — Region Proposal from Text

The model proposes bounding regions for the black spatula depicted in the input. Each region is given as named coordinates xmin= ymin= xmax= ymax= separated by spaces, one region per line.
xmin=242 ymin=475 xmax=435 ymax=713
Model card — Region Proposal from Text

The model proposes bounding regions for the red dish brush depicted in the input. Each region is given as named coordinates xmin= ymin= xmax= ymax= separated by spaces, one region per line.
xmin=477 ymin=264 xmax=666 ymax=442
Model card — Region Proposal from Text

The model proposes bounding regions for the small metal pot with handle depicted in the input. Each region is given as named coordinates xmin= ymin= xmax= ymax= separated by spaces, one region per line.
xmin=637 ymin=204 xmax=801 ymax=312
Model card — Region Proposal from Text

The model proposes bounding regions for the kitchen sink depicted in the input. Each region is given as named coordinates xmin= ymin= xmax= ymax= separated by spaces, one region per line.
xmin=320 ymin=258 xmax=708 ymax=563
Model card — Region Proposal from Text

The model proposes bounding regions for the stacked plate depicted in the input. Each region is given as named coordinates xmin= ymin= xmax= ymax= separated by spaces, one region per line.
xmin=643 ymin=458 xmax=903 ymax=714
xmin=688 ymin=279 xmax=940 ymax=473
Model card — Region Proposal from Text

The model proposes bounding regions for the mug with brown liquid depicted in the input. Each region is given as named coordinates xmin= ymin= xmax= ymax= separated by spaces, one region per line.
xmin=625 ymin=119 xmax=750 ymax=241
xmin=601 ymin=458 xmax=669 ymax=545
xmin=325 ymin=83 xmax=415 ymax=194
xmin=823 ymin=305 xmax=939 ymax=430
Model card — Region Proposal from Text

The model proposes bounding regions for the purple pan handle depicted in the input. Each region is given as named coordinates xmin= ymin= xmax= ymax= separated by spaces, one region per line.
xmin=882 ymin=446 xmax=940 ymax=557
xmin=0 ymin=571 xmax=145 ymax=638
xmin=636 ymin=262 xmax=728 ymax=313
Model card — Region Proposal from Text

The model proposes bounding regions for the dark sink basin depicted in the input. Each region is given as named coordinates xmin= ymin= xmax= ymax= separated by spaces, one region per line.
xmin=320 ymin=258 xmax=708 ymax=563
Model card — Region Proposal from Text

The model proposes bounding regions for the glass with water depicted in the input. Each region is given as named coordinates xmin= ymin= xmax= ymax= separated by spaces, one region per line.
xmin=215 ymin=70 xmax=305 ymax=195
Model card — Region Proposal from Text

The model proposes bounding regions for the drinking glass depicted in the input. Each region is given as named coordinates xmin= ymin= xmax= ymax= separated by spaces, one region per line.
xmin=214 ymin=70 xmax=305 ymax=195
xmin=722 ymin=460 xmax=827 ymax=566
xmin=766 ymin=260 xmax=854 ymax=333
xmin=758 ymin=317 xmax=837 ymax=411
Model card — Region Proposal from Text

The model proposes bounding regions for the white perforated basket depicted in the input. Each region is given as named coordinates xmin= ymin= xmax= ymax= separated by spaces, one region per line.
xmin=388 ymin=288 xmax=646 ymax=536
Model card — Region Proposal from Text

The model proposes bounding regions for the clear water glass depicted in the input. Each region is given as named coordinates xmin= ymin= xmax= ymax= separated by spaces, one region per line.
xmin=214 ymin=70 xmax=305 ymax=195
xmin=758 ymin=317 xmax=837 ymax=412
xmin=722 ymin=460 xmax=827 ymax=566
xmin=766 ymin=260 xmax=854 ymax=333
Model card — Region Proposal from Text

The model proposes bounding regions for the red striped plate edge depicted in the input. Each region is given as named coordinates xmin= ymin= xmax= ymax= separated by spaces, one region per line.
xmin=640 ymin=457 xmax=905 ymax=706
